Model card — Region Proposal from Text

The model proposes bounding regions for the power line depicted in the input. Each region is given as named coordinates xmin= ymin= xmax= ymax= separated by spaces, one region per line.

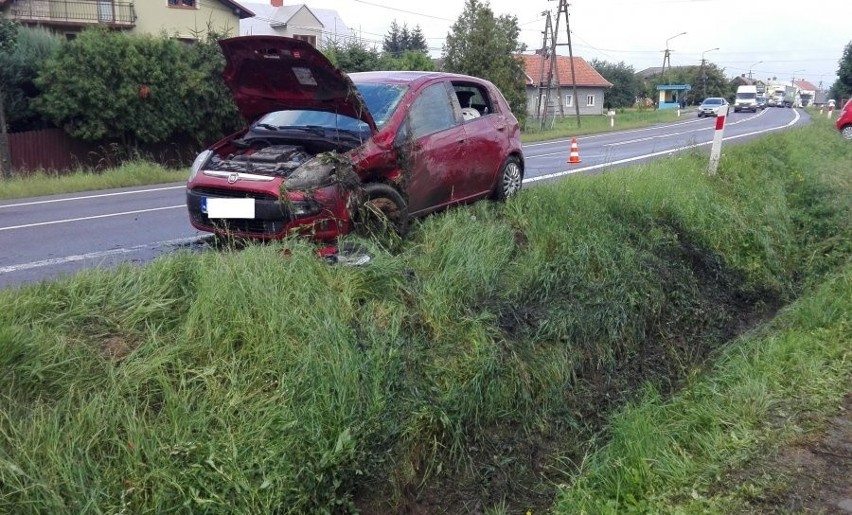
xmin=351 ymin=0 xmax=454 ymax=22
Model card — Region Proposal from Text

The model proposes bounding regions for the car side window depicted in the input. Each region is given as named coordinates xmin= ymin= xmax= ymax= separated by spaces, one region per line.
xmin=405 ymin=82 xmax=458 ymax=139
xmin=451 ymin=82 xmax=495 ymax=121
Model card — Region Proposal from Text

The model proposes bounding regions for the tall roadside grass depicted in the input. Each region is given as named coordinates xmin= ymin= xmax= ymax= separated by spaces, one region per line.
xmin=0 ymin=161 xmax=186 ymax=200
xmin=0 ymin=116 xmax=848 ymax=513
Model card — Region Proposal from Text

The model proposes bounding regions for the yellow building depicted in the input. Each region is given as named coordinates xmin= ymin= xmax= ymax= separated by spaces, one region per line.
xmin=1 ymin=0 xmax=254 ymax=41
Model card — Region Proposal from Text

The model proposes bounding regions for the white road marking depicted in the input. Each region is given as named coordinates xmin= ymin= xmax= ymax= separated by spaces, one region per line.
xmin=524 ymin=107 xmax=769 ymax=151
xmin=0 ymin=236 xmax=204 ymax=274
xmin=524 ymin=109 xmax=799 ymax=183
xmin=0 ymin=205 xmax=185 ymax=232
xmin=0 ymin=185 xmax=185 ymax=210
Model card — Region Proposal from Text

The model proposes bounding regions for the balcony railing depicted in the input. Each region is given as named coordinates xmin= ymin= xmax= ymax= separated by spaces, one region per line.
xmin=8 ymin=0 xmax=136 ymax=28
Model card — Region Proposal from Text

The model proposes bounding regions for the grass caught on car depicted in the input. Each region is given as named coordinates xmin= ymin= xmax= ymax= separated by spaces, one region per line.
xmin=0 ymin=115 xmax=849 ymax=513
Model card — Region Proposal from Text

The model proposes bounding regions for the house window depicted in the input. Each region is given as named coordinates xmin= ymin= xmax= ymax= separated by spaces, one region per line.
xmin=565 ymin=94 xmax=573 ymax=107
xmin=586 ymin=94 xmax=595 ymax=107
xmin=293 ymin=34 xmax=317 ymax=47
xmin=168 ymin=0 xmax=196 ymax=8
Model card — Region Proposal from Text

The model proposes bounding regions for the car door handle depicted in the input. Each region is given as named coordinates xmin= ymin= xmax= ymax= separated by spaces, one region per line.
xmin=495 ymin=125 xmax=506 ymax=131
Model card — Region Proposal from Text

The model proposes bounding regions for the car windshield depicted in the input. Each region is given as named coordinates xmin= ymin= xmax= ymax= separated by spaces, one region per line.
xmin=704 ymin=98 xmax=722 ymax=105
xmin=253 ymin=83 xmax=407 ymax=134
xmin=737 ymin=93 xmax=757 ymax=99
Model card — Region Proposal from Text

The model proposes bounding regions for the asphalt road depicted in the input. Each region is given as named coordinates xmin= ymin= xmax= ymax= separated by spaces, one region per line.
xmin=0 ymin=107 xmax=808 ymax=289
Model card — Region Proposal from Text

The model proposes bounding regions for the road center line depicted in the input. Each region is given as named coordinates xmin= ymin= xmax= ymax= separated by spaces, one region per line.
xmin=0 ymin=205 xmax=185 ymax=232
xmin=524 ymin=109 xmax=800 ymax=183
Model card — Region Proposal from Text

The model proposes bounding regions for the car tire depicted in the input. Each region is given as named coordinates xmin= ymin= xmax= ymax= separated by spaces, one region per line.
xmin=355 ymin=183 xmax=410 ymax=237
xmin=492 ymin=155 xmax=523 ymax=201
xmin=842 ymin=125 xmax=852 ymax=140
xmin=698 ymin=112 xmax=703 ymax=118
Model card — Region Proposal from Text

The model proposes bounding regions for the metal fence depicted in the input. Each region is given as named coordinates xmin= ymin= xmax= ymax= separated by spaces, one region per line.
xmin=8 ymin=129 xmax=201 ymax=175
xmin=8 ymin=0 xmax=136 ymax=27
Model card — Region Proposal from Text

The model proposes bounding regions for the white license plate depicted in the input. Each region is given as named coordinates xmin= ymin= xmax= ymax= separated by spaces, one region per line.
xmin=204 ymin=197 xmax=255 ymax=219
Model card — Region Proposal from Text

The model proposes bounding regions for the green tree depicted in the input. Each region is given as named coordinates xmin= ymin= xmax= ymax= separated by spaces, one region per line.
xmin=0 ymin=26 xmax=62 ymax=131
xmin=829 ymin=40 xmax=852 ymax=102
xmin=326 ymin=39 xmax=381 ymax=72
xmin=443 ymin=0 xmax=527 ymax=125
xmin=408 ymin=25 xmax=429 ymax=54
xmin=32 ymin=28 xmax=239 ymax=146
xmin=590 ymin=59 xmax=638 ymax=109
xmin=382 ymin=20 xmax=402 ymax=55
xmin=179 ymin=31 xmax=242 ymax=145
xmin=383 ymin=21 xmax=429 ymax=55
xmin=379 ymin=50 xmax=435 ymax=71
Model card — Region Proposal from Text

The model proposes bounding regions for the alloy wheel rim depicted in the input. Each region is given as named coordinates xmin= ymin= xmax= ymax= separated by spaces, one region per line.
xmin=843 ymin=126 xmax=852 ymax=140
xmin=503 ymin=162 xmax=522 ymax=197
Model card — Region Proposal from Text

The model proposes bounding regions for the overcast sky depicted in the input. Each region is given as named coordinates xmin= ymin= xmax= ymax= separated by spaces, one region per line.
xmin=290 ymin=0 xmax=848 ymax=89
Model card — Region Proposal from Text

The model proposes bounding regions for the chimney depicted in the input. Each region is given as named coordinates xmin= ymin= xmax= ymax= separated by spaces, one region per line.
xmin=271 ymin=0 xmax=283 ymax=6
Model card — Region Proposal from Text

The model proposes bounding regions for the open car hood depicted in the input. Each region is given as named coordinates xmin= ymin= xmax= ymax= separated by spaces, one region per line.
xmin=219 ymin=36 xmax=377 ymax=133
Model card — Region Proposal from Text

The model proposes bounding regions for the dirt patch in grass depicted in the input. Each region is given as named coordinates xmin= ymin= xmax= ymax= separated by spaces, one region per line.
xmin=730 ymin=394 xmax=852 ymax=514
xmin=354 ymin=235 xmax=783 ymax=514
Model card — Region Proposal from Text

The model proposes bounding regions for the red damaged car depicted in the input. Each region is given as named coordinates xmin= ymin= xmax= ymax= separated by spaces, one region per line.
xmin=186 ymin=36 xmax=524 ymax=240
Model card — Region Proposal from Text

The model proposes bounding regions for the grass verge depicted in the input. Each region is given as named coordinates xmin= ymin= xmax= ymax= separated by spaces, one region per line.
xmin=0 ymin=161 xmax=186 ymax=200
xmin=0 ymin=115 xmax=848 ymax=513
xmin=521 ymin=107 xmax=690 ymax=142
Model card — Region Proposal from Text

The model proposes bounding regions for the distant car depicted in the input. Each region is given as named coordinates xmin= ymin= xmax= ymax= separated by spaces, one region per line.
xmin=837 ymin=99 xmax=852 ymax=140
xmin=186 ymin=36 xmax=524 ymax=241
xmin=756 ymin=95 xmax=768 ymax=109
xmin=697 ymin=97 xmax=729 ymax=117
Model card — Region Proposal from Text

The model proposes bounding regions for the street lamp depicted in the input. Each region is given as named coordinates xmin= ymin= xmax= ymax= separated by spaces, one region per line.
xmin=748 ymin=61 xmax=762 ymax=81
xmin=701 ymin=47 xmax=719 ymax=99
xmin=661 ymin=31 xmax=687 ymax=83
xmin=666 ymin=31 xmax=687 ymax=51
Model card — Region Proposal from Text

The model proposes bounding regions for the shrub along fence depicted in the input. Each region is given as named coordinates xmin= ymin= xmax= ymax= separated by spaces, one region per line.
xmin=8 ymin=128 xmax=202 ymax=175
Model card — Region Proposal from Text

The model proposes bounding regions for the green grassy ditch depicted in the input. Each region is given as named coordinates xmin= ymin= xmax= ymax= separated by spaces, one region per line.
xmin=0 ymin=117 xmax=849 ymax=513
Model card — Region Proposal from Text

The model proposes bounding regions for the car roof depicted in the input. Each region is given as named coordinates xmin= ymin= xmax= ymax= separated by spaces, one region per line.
xmin=350 ymin=70 xmax=489 ymax=86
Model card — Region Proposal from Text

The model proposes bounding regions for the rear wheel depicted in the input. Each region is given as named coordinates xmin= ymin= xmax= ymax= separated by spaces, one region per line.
xmin=492 ymin=156 xmax=523 ymax=201
xmin=842 ymin=125 xmax=852 ymax=140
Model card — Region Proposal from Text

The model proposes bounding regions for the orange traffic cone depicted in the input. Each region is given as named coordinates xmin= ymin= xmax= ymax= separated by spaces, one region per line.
xmin=567 ymin=137 xmax=582 ymax=164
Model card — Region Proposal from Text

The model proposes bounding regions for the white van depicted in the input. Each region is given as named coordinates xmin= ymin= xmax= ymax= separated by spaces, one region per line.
xmin=734 ymin=85 xmax=759 ymax=113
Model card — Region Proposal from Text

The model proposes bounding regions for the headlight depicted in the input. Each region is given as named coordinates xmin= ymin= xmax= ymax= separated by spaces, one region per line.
xmin=290 ymin=200 xmax=323 ymax=218
xmin=189 ymin=150 xmax=213 ymax=182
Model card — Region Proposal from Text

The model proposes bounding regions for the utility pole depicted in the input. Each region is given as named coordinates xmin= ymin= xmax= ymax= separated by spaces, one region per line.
xmin=536 ymin=11 xmax=555 ymax=129
xmin=535 ymin=0 xmax=580 ymax=128
xmin=550 ymin=0 xmax=580 ymax=127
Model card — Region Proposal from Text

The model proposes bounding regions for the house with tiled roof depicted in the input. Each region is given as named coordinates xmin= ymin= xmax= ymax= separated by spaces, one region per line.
xmin=0 ymin=0 xmax=252 ymax=40
xmin=240 ymin=1 xmax=351 ymax=47
xmin=517 ymin=53 xmax=612 ymax=117
xmin=793 ymin=79 xmax=818 ymax=106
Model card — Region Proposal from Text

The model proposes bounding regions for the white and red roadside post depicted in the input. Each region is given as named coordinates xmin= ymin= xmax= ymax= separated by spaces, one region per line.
xmin=608 ymin=110 xmax=615 ymax=128
xmin=827 ymin=103 xmax=835 ymax=119
xmin=708 ymin=107 xmax=727 ymax=176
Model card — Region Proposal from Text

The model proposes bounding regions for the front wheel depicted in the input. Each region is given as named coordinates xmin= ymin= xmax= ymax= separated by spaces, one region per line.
xmin=842 ymin=125 xmax=852 ymax=140
xmin=492 ymin=156 xmax=523 ymax=201
xmin=354 ymin=183 xmax=410 ymax=238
